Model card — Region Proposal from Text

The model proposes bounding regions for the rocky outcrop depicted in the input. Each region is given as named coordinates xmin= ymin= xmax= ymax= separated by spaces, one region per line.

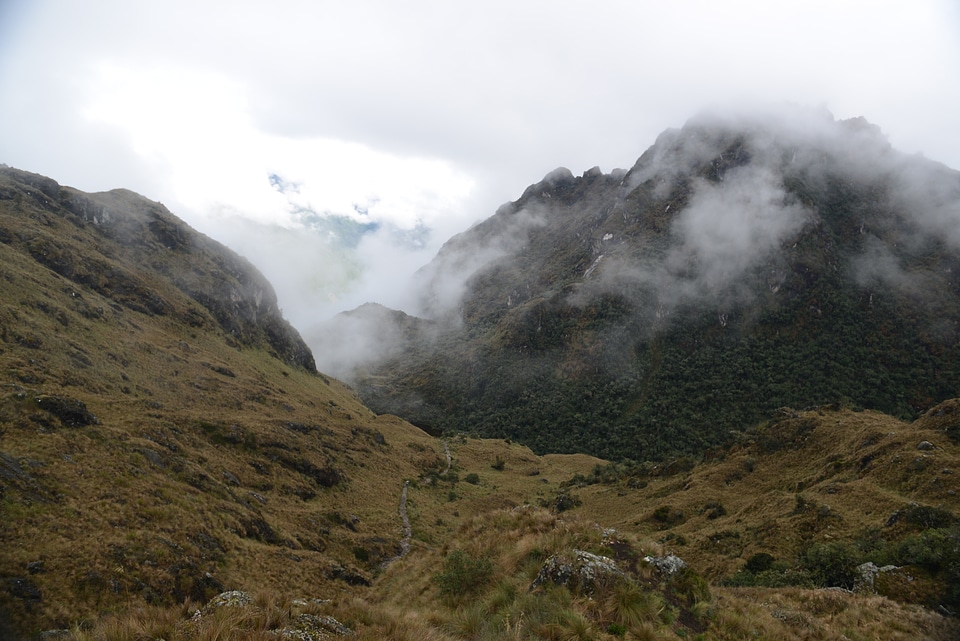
xmin=195 ymin=591 xmax=352 ymax=640
xmin=275 ymin=613 xmax=353 ymax=640
xmin=644 ymin=554 xmax=688 ymax=576
xmin=34 ymin=394 xmax=98 ymax=427
xmin=530 ymin=549 xmax=624 ymax=593
xmin=854 ymin=562 xmax=900 ymax=594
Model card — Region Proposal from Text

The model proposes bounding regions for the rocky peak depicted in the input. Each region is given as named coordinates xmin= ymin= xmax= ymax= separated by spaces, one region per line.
xmin=0 ymin=166 xmax=315 ymax=371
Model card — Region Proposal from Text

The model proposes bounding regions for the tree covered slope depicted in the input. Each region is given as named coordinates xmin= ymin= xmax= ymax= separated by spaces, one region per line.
xmin=331 ymin=108 xmax=960 ymax=460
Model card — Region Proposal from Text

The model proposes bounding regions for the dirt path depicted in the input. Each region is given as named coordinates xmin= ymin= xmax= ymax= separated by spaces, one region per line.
xmin=398 ymin=480 xmax=411 ymax=557
xmin=442 ymin=440 xmax=452 ymax=475
xmin=380 ymin=480 xmax=411 ymax=569
xmin=383 ymin=441 xmax=451 ymax=569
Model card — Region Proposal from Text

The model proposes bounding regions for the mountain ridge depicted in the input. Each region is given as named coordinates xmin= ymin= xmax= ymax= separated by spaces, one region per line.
xmin=0 ymin=165 xmax=316 ymax=372
xmin=321 ymin=108 xmax=960 ymax=461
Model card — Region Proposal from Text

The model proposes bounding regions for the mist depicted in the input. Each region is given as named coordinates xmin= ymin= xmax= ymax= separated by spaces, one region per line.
xmin=215 ymin=105 xmax=960 ymax=384
xmin=662 ymin=164 xmax=812 ymax=303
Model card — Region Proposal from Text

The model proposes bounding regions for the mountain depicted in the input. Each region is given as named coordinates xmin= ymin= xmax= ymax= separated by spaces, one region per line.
xmin=0 ymin=166 xmax=450 ymax=636
xmin=323 ymin=107 xmax=960 ymax=460
xmin=2 ymin=164 xmax=959 ymax=639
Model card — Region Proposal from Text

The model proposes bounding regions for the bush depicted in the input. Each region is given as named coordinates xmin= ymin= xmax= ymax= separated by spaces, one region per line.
xmin=901 ymin=504 xmax=957 ymax=530
xmin=465 ymin=473 xmax=480 ymax=485
xmin=703 ymin=500 xmax=727 ymax=520
xmin=491 ymin=456 xmax=505 ymax=471
xmin=653 ymin=506 xmax=672 ymax=522
xmin=802 ymin=542 xmax=862 ymax=589
xmin=652 ymin=505 xmax=685 ymax=527
xmin=895 ymin=527 xmax=960 ymax=569
xmin=434 ymin=550 xmax=493 ymax=600
xmin=556 ymin=492 xmax=581 ymax=512
xmin=744 ymin=552 xmax=775 ymax=575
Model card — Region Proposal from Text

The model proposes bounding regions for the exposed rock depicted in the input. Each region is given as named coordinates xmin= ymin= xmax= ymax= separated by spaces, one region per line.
xmin=854 ymin=562 xmax=900 ymax=594
xmin=201 ymin=590 xmax=252 ymax=614
xmin=6 ymin=577 xmax=41 ymax=601
xmin=530 ymin=549 xmax=624 ymax=593
xmin=0 ymin=452 xmax=35 ymax=487
xmin=138 ymin=448 xmax=166 ymax=467
xmin=325 ymin=562 xmax=370 ymax=587
xmin=644 ymin=554 xmax=688 ymax=575
xmin=34 ymin=395 xmax=98 ymax=427
xmin=273 ymin=613 xmax=352 ymax=640
xmin=918 ymin=440 xmax=935 ymax=451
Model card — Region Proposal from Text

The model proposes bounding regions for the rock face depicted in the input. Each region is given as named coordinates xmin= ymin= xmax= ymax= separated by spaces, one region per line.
xmin=0 ymin=166 xmax=315 ymax=372
xmin=854 ymin=562 xmax=900 ymax=594
xmin=530 ymin=549 xmax=625 ymax=593
xmin=337 ymin=108 xmax=960 ymax=460
xmin=196 ymin=592 xmax=352 ymax=640
xmin=644 ymin=554 xmax=688 ymax=576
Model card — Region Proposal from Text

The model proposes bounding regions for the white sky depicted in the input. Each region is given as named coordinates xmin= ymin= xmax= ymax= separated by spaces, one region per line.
xmin=2 ymin=0 xmax=959 ymax=332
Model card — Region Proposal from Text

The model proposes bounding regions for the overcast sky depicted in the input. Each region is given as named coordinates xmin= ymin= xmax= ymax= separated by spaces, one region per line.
xmin=2 ymin=0 xmax=959 ymax=333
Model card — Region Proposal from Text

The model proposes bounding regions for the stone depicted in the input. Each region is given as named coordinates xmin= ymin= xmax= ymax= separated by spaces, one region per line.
xmin=201 ymin=590 xmax=252 ymax=614
xmin=643 ymin=554 xmax=687 ymax=575
xmin=917 ymin=441 xmax=935 ymax=451
xmin=34 ymin=395 xmax=98 ymax=427
xmin=854 ymin=562 xmax=900 ymax=594
xmin=7 ymin=577 xmax=41 ymax=600
xmin=273 ymin=613 xmax=352 ymax=640
xmin=530 ymin=549 xmax=624 ymax=594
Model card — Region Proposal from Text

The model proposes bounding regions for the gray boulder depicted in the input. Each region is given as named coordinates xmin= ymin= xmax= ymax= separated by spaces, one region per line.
xmin=643 ymin=554 xmax=687 ymax=575
xmin=530 ymin=549 xmax=624 ymax=593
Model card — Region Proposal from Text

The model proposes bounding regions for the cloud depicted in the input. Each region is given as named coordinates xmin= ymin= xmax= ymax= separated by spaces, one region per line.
xmin=2 ymin=0 xmax=960 ymax=367
xmin=663 ymin=164 xmax=812 ymax=303
xmin=411 ymin=205 xmax=549 ymax=319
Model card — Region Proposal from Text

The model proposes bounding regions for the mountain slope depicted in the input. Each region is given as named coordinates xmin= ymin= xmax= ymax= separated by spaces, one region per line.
xmin=0 ymin=166 xmax=437 ymax=635
xmin=2 ymin=164 xmax=959 ymax=639
xmin=326 ymin=108 xmax=960 ymax=460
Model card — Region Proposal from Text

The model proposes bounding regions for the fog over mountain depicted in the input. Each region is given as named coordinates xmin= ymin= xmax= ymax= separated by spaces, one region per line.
xmin=2 ymin=2 xmax=959 ymax=339
xmin=315 ymin=107 xmax=960 ymax=458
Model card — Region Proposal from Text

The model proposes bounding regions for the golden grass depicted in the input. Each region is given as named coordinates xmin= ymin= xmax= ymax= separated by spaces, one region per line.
xmin=571 ymin=405 xmax=960 ymax=581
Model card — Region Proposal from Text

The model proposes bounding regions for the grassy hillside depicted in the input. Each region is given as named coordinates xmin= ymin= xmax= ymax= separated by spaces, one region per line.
xmin=53 ymin=408 xmax=960 ymax=640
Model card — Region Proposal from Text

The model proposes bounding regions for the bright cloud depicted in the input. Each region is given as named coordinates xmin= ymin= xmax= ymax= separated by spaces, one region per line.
xmin=1 ymin=0 xmax=959 ymax=339
xmin=82 ymin=63 xmax=475 ymax=232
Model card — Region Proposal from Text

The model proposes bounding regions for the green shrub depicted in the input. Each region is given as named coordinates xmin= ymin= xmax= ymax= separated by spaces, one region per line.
xmin=703 ymin=500 xmax=727 ymax=520
xmin=434 ymin=550 xmax=494 ymax=600
xmin=744 ymin=552 xmax=775 ymax=574
xmin=901 ymin=504 xmax=957 ymax=530
xmin=547 ymin=491 xmax=581 ymax=513
xmin=352 ymin=546 xmax=369 ymax=563
xmin=895 ymin=526 xmax=960 ymax=569
xmin=465 ymin=473 xmax=480 ymax=485
xmin=607 ymin=622 xmax=626 ymax=636
xmin=802 ymin=542 xmax=862 ymax=589
xmin=652 ymin=505 xmax=685 ymax=527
